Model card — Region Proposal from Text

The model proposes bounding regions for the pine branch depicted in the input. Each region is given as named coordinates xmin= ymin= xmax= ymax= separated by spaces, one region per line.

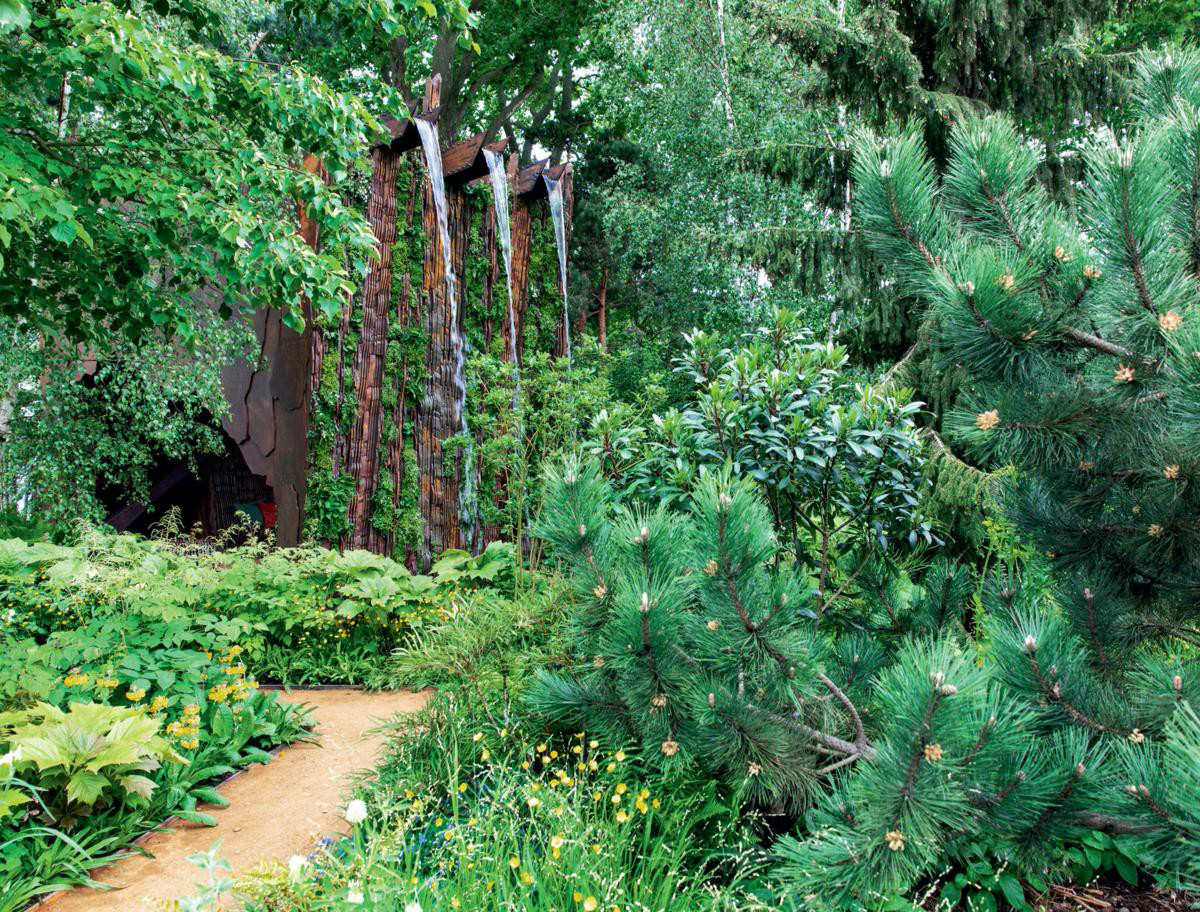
xmin=1024 ymin=644 xmax=1130 ymax=736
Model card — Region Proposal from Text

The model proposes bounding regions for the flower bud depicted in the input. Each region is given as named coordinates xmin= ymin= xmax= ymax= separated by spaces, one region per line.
xmin=1023 ymin=634 xmax=1037 ymax=653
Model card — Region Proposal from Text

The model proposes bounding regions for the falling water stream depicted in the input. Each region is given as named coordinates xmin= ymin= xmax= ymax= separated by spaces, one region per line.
xmin=544 ymin=174 xmax=572 ymax=367
xmin=483 ymin=149 xmax=520 ymax=407
xmin=416 ymin=116 xmax=476 ymax=534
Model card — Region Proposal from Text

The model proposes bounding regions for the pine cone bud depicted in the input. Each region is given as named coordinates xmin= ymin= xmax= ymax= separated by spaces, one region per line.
xmin=930 ymin=670 xmax=945 ymax=688
xmin=1075 ymin=763 xmax=1086 ymax=776
xmin=880 ymin=159 xmax=891 ymax=178
xmin=640 ymin=525 xmax=649 ymax=541
xmin=708 ymin=692 xmax=716 ymax=708
xmin=1173 ymin=674 xmax=1182 ymax=691
xmin=578 ymin=523 xmax=587 ymax=538
xmin=640 ymin=592 xmax=650 ymax=613
xmin=1023 ymin=634 xmax=1037 ymax=653
xmin=940 ymin=684 xmax=958 ymax=696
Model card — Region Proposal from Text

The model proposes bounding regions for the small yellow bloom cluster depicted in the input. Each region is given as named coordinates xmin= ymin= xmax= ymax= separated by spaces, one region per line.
xmin=167 ymin=703 xmax=202 ymax=750
xmin=63 ymin=670 xmax=90 ymax=687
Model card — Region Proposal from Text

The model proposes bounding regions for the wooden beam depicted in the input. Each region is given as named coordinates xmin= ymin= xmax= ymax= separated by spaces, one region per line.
xmin=375 ymin=102 xmax=440 ymax=154
xmin=443 ymin=135 xmax=508 ymax=186
xmin=514 ymin=159 xmax=550 ymax=199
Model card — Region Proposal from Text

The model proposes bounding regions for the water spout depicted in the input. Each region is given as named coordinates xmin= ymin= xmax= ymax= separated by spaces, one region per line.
xmin=483 ymin=148 xmax=520 ymax=406
xmin=415 ymin=116 xmax=467 ymax=433
xmin=416 ymin=115 xmax=476 ymax=536
xmin=544 ymin=173 xmax=571 ymax=367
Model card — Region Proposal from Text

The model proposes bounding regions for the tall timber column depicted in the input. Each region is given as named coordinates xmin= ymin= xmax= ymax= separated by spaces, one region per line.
xmin=338 ymin=104 xmax=424 ymax=552
xmin=506 ymin=157 xmax=548 ymax=364
xmin=343 ymin=142 xmax=402 ymax=550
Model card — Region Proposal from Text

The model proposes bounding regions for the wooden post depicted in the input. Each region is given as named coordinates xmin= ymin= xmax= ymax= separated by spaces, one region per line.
xmin=379 ymin=163 xmax=421 ymax=564
xmin=597 ymin=266 xmax=608 ymax=352
xmin=507 ymin=156 xmax=536 ymax=365
xmin=344 ymin=143 xmax=403 ymax=549
xmin=414 ymin=77 xmax=473 ymax=567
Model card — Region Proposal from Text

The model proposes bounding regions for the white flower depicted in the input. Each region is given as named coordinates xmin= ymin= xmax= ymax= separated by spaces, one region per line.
xmin=346 ymin=882 xmax=365 ymax=904
xmin=404 ymin=902 xmax=423 ymax=912
xmin=344 ymin=799 xmax=368 ymax=825
xmin=0 ymin=747 xmax=21 ymax=766
xmin=288 ymin=855 xmax=307 ymax=882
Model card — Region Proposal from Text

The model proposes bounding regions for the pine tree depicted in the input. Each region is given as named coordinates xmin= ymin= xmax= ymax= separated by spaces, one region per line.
xmin=850 ymin=46 xmax=1200 ymax=690
xmin=533 ymin=458 xmax=1200 ymax=904
xmin=530 ymin=101 xmax=1200 ymax=896
xmin=528 ymin=459 xmax=878 ymax=810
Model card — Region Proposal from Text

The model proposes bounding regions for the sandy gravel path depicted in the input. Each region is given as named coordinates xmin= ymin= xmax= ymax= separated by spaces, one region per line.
xmin=37 ymin=688 xmax=428 ymax=912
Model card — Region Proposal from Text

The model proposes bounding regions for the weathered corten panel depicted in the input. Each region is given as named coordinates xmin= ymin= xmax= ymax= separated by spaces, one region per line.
xmin=343 ymin=144 xmax=403 ymax=550
xmin=219 ymin=300 xmax=310 ymax=546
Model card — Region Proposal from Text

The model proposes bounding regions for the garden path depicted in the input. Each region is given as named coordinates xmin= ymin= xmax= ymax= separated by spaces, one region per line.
xmin=36 ymin=688 xmax=430 ymax=911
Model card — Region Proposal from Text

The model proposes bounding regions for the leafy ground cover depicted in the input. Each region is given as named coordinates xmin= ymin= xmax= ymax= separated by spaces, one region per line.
xmin=0 ymin=525 xmax=509 ymax=909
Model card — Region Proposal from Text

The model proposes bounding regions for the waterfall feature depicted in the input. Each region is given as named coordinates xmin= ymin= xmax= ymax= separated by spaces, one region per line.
xmin=483 ymin=149 xmax=520 ymax=406
xmin=416 ymin=116 xmax=475 ymax=532
xmin=544 ymin=174 xmax=571 ymax=367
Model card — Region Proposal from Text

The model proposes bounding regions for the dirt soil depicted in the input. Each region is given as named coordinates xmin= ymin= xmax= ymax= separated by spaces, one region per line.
xmin=1036 ymin=881 xmax=1197 ymax=911
xmin=36 ymin=688 xmax=429 ymax=912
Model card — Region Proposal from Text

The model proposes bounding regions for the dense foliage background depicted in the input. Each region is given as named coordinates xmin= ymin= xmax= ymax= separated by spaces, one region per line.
xmin=2 ymin=0 xmax=1199 ymax=910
